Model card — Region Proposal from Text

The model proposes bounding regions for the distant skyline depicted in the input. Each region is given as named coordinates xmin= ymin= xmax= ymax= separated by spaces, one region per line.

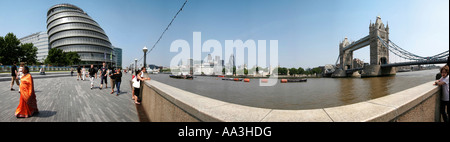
xmin=0 ymin=0 xmax=448 ymax=68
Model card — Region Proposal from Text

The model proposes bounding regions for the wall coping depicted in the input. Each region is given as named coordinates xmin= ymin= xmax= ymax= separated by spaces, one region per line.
xmin=144 ymin=80 xmax=439 ymax=122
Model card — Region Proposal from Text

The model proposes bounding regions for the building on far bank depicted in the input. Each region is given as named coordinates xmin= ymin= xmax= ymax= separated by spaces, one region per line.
xmin=19 ymin=31 xmax=50 ymax=63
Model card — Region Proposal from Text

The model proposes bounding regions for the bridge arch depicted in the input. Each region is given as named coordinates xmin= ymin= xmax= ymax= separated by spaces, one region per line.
xmin=380 ymin=57 xmax=387 ymax=65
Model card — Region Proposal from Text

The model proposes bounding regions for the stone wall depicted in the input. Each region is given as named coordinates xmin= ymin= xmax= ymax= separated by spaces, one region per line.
xmin=139 ymin=79 xmax=442 ymax=122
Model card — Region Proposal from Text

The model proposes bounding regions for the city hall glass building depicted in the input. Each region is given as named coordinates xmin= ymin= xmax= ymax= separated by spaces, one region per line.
xmin=47 ymin=4 xmax=115 ymax=66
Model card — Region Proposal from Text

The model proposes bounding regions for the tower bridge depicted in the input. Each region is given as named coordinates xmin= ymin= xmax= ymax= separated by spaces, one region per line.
xmin=332 ymin=16 xmax=449 ymax=77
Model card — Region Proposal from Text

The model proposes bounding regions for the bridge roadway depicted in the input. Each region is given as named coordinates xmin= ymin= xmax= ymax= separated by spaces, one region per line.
xmin=344 ymin=58 xmax=447 ymax=74
xmin=380 ymin=59 xmax=448 ymax=67
xmin=0 ymin=73 xmax=139 ymax=122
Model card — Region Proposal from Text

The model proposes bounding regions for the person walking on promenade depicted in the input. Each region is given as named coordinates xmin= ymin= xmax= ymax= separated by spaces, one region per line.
xmin=99 ymin=62 xmax=108 ymax=90
xmin=18 ymin=63 xmax=24 ymax=79
xmin=82 ymin=65 xmax=86 ymax=81
xmin=435 ymin=65 xmax=449 ymax=122
xmin=10 ymin=62 xmax=19 ymax=91
xmin=17 ymin=63 xmax=25 ymax=93
xmin=15 ymin=66 xmax=39 ymax=118
xmin=88 ymin=64 xmax=97 ymax=90
xmin=109 ymin=67 xmax=116 ymax=94
xmin=115 ymin=68 xmax=122 ymax=96
xmin=39 ymin=67 xmax=45 ymax=75
xmin=77 ymin=65 xmax=82 ymax=80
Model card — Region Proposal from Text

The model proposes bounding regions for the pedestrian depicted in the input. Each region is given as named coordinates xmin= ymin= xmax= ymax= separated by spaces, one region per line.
xmin=17 ymin=63 xmax=24 ymax=93
xmin=18 ymin=63 xmax=24 ymax=79
xmin=435 ymin=65 xmax=449 ymax=122
xmin=10 ymin=62 xmax=19 ymax=91
xmin=39 ymin=67 xmax=45 ymax=75
xmin=133 ymin=67 xmax=151 ymax=104
xmin=88 ymin=64 xmax=96 ymax=90
xmin=15 ymin=66 xmax=39 ymax=118
xmin=109 ymin=67 xmax=116 ymax=94
xmin=115 ymin=68 xmax=122 ymax=96
xmin=77 ymin=65 xmax=81 ymax=80
xmin=99 ymin=62 xmax=108 ymax=90
xmin=132 ymin=71 xmax=141 ymax=104
xmin=82 ymin=65 xmax=86 ymax=81
xmin=138 ymin=67 xmax=151 ymax=81
xmin=71 ymin=68 xmax=74 ymax=76
xmin=131 ymin=74 xmax=136 ymax=100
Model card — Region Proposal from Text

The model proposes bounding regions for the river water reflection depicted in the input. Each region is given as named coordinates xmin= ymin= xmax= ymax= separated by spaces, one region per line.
xmin=149 ymin=69 xmax=439 ymax=110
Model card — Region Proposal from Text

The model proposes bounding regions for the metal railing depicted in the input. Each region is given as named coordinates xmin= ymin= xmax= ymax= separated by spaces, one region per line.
xmin=0 ymin=65 xmax=73 ymax=73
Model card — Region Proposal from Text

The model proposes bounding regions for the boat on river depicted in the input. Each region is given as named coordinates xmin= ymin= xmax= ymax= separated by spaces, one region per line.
xmin=222 ymin=78 xmax=243 ymax=81
xmin=281 ymin=79 xmax=307 ymax=83
xmin=169 ymin=75 xmax=194 ymax=80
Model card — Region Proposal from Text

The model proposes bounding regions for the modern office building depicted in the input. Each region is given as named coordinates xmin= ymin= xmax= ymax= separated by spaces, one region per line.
xmin=46 ymin=3 xmax=114 ymax=66
xmin=113 ymin=46 xmax=122 ymax=68
xmin=19 ymin=31 xmax=50 ymax=63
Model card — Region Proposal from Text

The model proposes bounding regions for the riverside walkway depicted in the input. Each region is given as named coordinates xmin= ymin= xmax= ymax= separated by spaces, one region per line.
xmin=0 ymin=73 xmax=139 ymax=122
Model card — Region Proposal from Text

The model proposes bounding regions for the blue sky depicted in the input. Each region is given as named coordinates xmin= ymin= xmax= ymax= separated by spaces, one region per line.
xmin=0 ymin=0 xmax=448 ymax=68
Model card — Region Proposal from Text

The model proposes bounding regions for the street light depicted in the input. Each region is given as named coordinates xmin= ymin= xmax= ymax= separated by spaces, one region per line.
xmin=143 ymin=46 xmax=148 ymax=71
xmin=135 ymin=58 xmax=137 ymax=72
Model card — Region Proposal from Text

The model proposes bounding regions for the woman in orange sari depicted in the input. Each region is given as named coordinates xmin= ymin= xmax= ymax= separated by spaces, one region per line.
xmin=15 ymin=66 xmax=38 ymax=118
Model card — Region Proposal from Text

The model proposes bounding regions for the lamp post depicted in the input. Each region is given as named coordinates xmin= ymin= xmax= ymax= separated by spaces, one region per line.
xmin=143 ymin=46 xmax=148 ymax=71
xmin=135 ymin=58 xmax=137 ymax=72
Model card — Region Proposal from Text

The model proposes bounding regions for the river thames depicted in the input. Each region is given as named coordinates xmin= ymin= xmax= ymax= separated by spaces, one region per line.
xmin=149 ymin=69 xmax=440 ymax=110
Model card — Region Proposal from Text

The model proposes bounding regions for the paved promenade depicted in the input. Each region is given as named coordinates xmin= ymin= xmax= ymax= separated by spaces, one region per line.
xmin=0 ymin=73 xmax=139 ymax=122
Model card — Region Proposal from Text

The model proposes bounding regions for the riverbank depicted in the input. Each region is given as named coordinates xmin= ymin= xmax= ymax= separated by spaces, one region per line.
xmin=193 ymin=75 xmax=320 ymax=79
xmin=150 ymin=69 xmax=440 ymax=110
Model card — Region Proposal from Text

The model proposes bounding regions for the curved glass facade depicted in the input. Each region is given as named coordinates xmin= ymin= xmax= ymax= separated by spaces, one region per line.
xmin=47 ymin=3 xmax=114 ymax=66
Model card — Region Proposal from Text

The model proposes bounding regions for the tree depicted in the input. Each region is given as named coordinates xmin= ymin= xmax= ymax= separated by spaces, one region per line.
xmin=289 ymin=68 xmax=298 ymax=76
xmin=0 ymin=33 xmax=21 ymax=65
xmin=298 ymin=67 xmax=305 ymax=75
xmin=19 ymin=43 xmax=38 ymax=65
xmin=304 ymin=68 xmax=312 ymax=75
xmin=244 ymin=68 xmax=248 ymax=75
xmin=0 ymin=33 xmax=39 ymax=65
xmin=311 ymin=67 xmax=323 ymax=75
xmin=255 ymin=67 xmax=259 ymax=74
xmin=277 ymin=67 xmax=288 ymax=75
xmin=65 ymin=51 xmax=81 ymax=65
xmin=0 ymin=36 xmax=4 ymax=63
xmin=45 ymin=48 xmax=66 ymax=66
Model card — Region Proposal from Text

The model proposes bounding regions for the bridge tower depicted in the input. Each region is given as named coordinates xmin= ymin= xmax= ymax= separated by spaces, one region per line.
xmin=339 ymin=37 xmax=352 ymax=70
xmin=369 ymin=16 xmax=390 ymax=65
xmin=362 ymin=16 xmax=396 ymax=77
xmin=333 ymin=16 xmax=396 ymax=78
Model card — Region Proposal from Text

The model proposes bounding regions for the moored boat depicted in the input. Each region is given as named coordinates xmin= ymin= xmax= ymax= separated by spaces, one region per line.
xmin=169 ymin=75 xmax=194 ymax=80
xmin=281 ymin=78 xmax=307 ymax=83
